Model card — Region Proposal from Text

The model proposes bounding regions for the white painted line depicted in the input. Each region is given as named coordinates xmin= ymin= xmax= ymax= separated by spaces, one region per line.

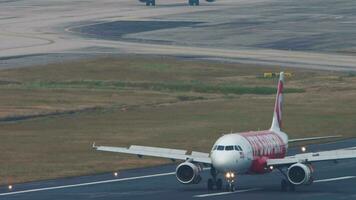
xmin=314 ymin=176 xmax=356 ymax=183
xmin=194 ymin=188 xmax=261 ymax=198
xmin=0 ymin=172 xmax=175 ymax=196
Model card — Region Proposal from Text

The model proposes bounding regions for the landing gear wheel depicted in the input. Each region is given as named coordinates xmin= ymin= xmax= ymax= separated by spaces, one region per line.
xmin=216 ymin=179 xmax=223 ymax=190
xmin=288 ymin=182 xmax=296 ymax=192
xmin=188 ymin=0 xmax=199 ymax=5
xmin=281 ymin=179 xmax=296 ymax=192
xmin=145 ymin=0 xmax=155 ymax=6
xmin=226 ymin=183 xmax=235 ymax=192
xmin=281 ymin=179 xmax=288 ymax=192
xmin=207 ymin=179 xmax=214 ymax=190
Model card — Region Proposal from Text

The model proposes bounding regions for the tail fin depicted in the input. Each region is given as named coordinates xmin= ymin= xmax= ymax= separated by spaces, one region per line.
xmin=271 ymin=72 xmax=284 ymax=131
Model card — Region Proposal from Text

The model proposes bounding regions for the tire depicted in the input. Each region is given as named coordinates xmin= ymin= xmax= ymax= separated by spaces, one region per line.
xmin=146 ymin=0 xmax=155 ymax=6
xmin=289 ymin=183 xmax=296 ymax=192
xmin=195 ymin=0 xmax=199 ymax=5
xmin=281 ymin=180 xmax=288 ymax=192
xmin=188 ymin=0 xmax=193 ymax=5
xmin=207 ymin=179 xmax=214 ymax=190
xmin=230 ymin=184 xmax=235 ymax=192
xmin=216 ymin=179 xmax=223 ymax=190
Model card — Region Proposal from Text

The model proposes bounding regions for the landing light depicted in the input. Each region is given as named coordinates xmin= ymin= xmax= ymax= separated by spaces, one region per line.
xmin=8 ymin=185 xmax=13 ymax=190
xmin=301 ymin=146 xmax=307 ymax=152
xmin=225 ymin=172 xmax=235 ymax=179
xmin=114 ymin=172 xmax=118 ymax=177
xmin=269 ymin=165 xmax=274 ymax=170
xmin=225 ymin=172 xmax=231 ymax=178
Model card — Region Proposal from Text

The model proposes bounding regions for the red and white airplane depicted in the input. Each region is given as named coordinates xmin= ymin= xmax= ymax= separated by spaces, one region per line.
xmin=139 ymin=0 xmax=214 ymax=6
xmin=94 ymin=72 xmax=356 ymax=192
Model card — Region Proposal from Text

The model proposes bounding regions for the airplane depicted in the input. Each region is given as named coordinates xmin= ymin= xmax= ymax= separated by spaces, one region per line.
xmin=93 ymin=72 xmax=356 ymax=192
xmin=139 ymin=0 xmax=215 ymax=6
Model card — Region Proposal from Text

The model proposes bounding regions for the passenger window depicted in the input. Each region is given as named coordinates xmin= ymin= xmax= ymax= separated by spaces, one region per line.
xmin=217 ymin=145 xmax=224 ymax=151
xmin=225 ymin=146 xmax=234 ymax=151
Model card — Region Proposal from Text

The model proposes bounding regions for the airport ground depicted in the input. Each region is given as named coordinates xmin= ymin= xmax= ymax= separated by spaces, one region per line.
xmin=0 ymin=0 xmax=356 ymax=196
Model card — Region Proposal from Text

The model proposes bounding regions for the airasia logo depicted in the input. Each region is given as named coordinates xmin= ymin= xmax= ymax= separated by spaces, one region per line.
xmin=242 ymin=132 xmax=286 ymax=158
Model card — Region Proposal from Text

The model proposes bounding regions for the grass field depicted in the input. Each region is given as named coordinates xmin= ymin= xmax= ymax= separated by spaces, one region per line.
xmin=0 ymin=56 xmax=356 ymax=185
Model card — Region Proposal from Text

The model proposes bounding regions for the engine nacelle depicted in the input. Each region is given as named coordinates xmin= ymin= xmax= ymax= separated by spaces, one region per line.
xmin=205 ymin=0 xmax=215 ymax=2
xmin=287 ymin=163 xmax=313 ymax=185
xmin=176 ymin=162 xmax=202 ymax=184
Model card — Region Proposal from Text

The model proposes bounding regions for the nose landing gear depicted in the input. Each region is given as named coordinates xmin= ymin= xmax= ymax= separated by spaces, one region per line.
xmin=225 ymin=172 xmax=236 ymax=192
xmin=207 ymin=167 xmax=236 ymax=191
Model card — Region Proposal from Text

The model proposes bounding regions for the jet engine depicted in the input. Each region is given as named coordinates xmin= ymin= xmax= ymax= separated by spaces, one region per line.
xmin=287 ymin=163 xmax=313 ymax=185
xmin=176 ymin=162 xmax=202 ymax=184
xmin=205 ymin=0 xmax=215 ymax=2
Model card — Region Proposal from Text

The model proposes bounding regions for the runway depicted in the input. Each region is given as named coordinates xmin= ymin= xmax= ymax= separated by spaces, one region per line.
xmin=1 ymin=138 xmax=356 ymax=200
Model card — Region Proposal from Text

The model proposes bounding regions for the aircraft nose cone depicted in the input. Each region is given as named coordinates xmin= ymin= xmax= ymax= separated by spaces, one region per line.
xmin=212 ymin=152 xmax=238 ymax=172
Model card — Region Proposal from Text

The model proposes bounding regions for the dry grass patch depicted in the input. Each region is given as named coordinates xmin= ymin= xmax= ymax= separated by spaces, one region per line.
xmin=0 ymin=56 xmax=355 ymax=185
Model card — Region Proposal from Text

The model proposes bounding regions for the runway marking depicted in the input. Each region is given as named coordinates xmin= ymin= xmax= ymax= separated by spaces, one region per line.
xmin=0 ymin=171 xmax=176 ymax=196
xmin=314 ymin=176 xmax=356 ymax=183
xmin=194 ymin=188 xmax=261 ymax=198
xmin=194 ymin=176 xmax=356 ymax=198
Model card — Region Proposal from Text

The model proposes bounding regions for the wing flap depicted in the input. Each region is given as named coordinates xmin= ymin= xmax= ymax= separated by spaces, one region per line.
xmin=129 ymin=145 xmax=187 ymax=155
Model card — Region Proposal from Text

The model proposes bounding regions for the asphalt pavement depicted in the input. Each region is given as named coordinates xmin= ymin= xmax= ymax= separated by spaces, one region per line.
xmin=1 ymin=138 xmax=356 ymax=200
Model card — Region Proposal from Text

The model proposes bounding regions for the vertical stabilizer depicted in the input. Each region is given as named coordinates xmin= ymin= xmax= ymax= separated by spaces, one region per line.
xmin=271 ymin=72 xmax=284 ymax=131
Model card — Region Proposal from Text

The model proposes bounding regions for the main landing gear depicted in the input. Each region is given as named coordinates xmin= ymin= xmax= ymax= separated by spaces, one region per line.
xmin=145 ymin=0 xmax=155 ymax=6
xmin=188 ymin=0 xmax=199 ymax=6
xmin=207 ymin=167 xmax=223 ymax=190
xmin=281 ymin=179 xmax=295 ymax=192
xmin=278 ymin=168 xmax=296 ymax=192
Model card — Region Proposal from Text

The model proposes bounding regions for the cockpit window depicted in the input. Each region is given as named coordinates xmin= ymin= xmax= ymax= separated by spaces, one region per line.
xmin=234 ymin=145 xmax=243 ymax=151
xmin=225 ymin=146 xmax=234 ymax=151
xmin=213 ymin=145 xmax=217 ymax=150
xmin=217 ymin=145 xmax=224 ymax=151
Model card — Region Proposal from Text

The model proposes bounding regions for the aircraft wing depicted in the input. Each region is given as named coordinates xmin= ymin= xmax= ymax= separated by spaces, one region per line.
xmin=288 ymin=135 xmax=341 ymax=143
xmin=93 ymin=144 xmax=211 ymax=164
xmin=267 ymin=147 xmax=356 ymax=167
